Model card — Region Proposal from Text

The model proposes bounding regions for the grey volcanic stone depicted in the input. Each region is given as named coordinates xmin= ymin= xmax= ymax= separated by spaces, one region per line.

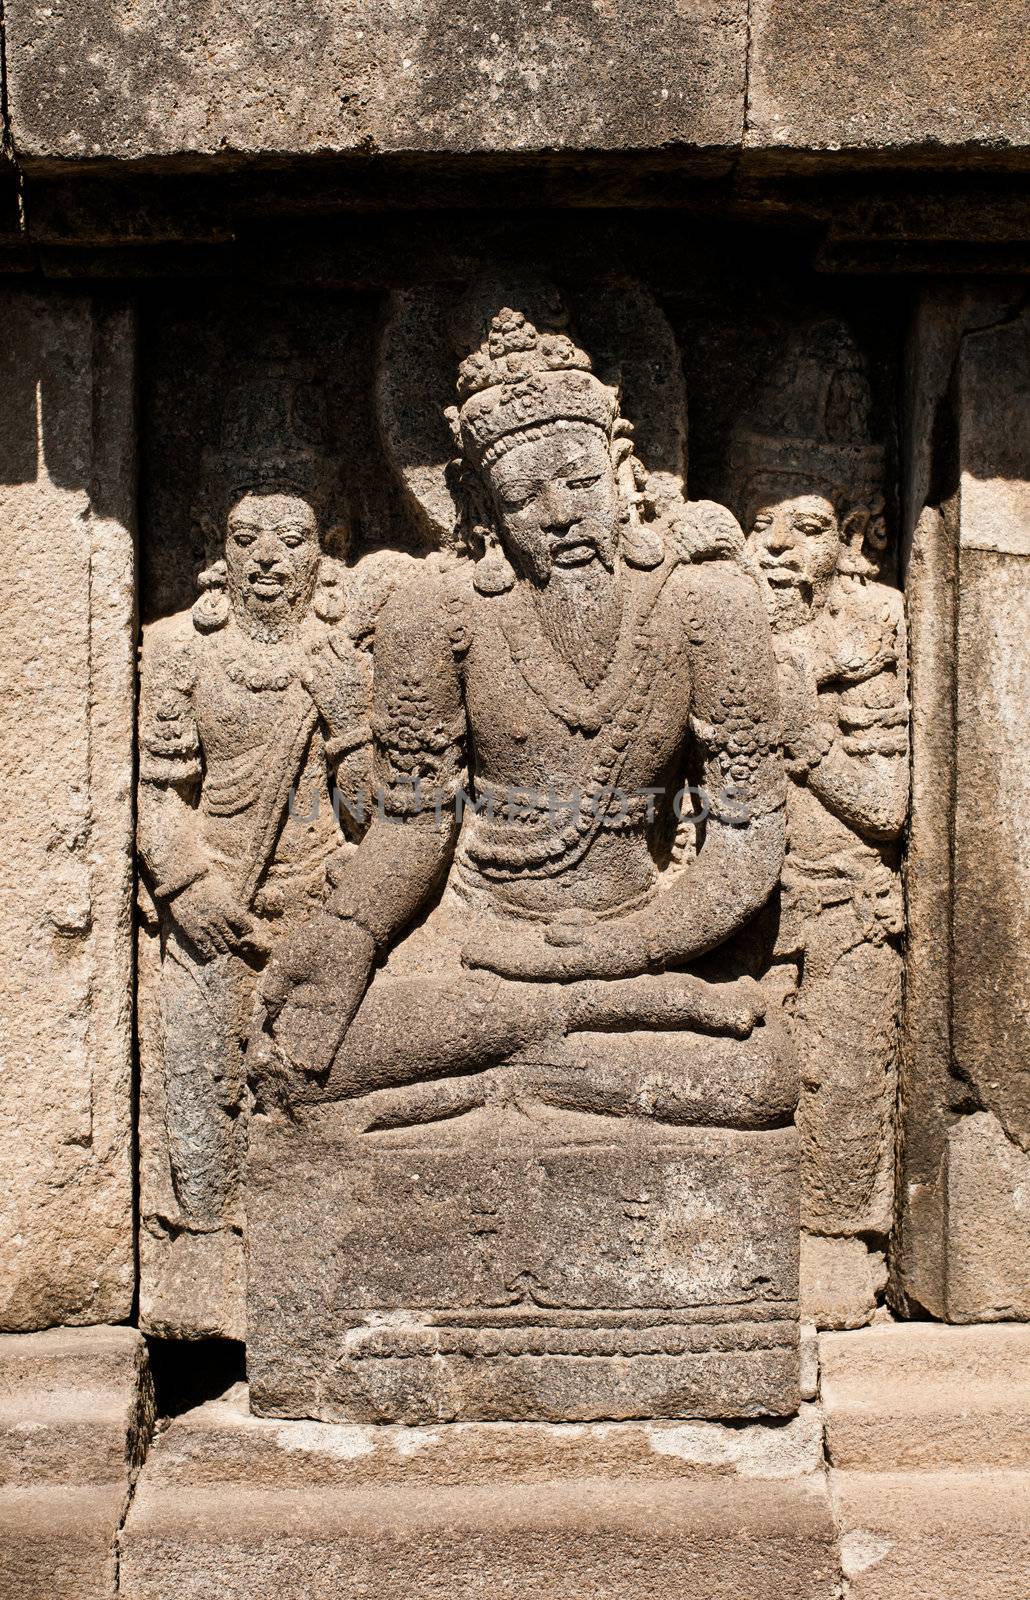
xmin=6 ymin=1 xmax=747 ymax=164
xmin=247 ymin=1104 xmax=800 ymax=1424
xmin=747 ymin=0 xmax=1030 ymax=158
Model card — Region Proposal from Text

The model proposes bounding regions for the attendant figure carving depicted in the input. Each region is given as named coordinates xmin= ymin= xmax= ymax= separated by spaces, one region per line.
xmin=734 ymin=324 xmax=910 ymax=1322
xmin=137 ymin=374 xmax=375 ymax=1331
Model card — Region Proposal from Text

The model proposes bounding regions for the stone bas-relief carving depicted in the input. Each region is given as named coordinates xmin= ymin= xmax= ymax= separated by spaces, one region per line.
xmin=137 ymin=372 xmax=405 ymax=1338
xmin=734 ymin=323 xmax=909 ymax=1331
xmin=247 ymin=300 xmax=800 ymax=1422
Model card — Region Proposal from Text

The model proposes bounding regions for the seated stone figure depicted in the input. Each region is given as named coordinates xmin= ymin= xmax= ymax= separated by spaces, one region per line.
xmin=248 ymin=307 xmax=797 ymax=1424
xmin=262 ymin=311 xmax=787 ymax=1111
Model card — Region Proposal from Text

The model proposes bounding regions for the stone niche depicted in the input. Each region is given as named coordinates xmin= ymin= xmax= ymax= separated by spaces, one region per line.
xmin=133 ymin=242 xmax=907 ymax=1425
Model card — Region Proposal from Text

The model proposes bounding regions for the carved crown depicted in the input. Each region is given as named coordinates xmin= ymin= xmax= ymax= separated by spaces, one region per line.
xmin=731 ymin=321 xmax=885 ymax=507
xmin=201 ymin=366 xmax=337 ymax=524
xmin=452 ymin=308 xmax=619 ymax=469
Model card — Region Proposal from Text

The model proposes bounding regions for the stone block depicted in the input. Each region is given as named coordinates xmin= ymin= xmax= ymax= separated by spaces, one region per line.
xmin=946 ymin=1111 xmax=1030 ymax=1320
xmin=958 ymin=307 xmax=1030 ymax=557
xmin=801 ymin=1235 xmax=887 ymax=1332
xmin=247 ymin=1104 xmax=800 ymax=1422
xmin=831 ymin=1470 xmax=1030 ymax=1600
xmin=747 ymin=0 xmax=1030 ymax=158
xmin=6 ymin=2 xmax=747 ymax=164
xmin=953 ymin=552 xmax=1030 ymax=1157
xmin=120 ymin=1385 xmax=838 ymax=1600
xmin=0 ymin=1485 xmax=126 ymax=1600
xmin=0 ymin=292 xmax=136 ymax=1330
xmin=821 ymin=1322 xmax=1030 ymax=1471
xmin=0 ymin=1326 xmax=154 ymax=1600
xmin=0 ymin=1325 xmax=153 ymax=1486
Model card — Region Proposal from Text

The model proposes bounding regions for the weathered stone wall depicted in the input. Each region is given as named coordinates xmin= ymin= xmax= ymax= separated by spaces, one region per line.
xmin=896 ymin=285 xmax=1030 ymax=1321
xmin=0 ymin=292 xmax=136 ymax=1331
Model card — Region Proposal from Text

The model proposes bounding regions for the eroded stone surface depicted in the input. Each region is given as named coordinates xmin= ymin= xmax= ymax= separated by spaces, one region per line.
xmin=732 ymin=321 xmax=908 ymax=1327
xmin=0 ymin=292 xmax=135 ymax=1331
xmin=946 ymin=1111 xmax=1030 ymax=1321
xmin=136 ymin=366 xmax=410 ymax=1339
xmin=6 ymin=2 xmax=747 ymax=163
xmin=748 ymin=0 xmax=1030 ymax=157
xmin=0 ymin=1326 xmax=154 ymax=1600
xmin=248 ymin=1109 xmax=799 ymax=1423
xmin=831 ymin=1471 xmax=1030 ymax=1600
xmin=120 ymin=1385 xmax=837 ymax=1600
xmin=801 ymin=1235 xmax=886 ymax=1333
xmin=821 ymin=1322 xmax=1030 ymax=1471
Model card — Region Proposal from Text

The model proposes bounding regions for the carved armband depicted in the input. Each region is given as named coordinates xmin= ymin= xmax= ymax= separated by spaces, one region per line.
xmin=139 ymin=640 xmax=201 ymax=787
xmin=373 ymin=676 xmax=466 ymax=820
xmin=690 ymin=696 xmax=784 ymax=823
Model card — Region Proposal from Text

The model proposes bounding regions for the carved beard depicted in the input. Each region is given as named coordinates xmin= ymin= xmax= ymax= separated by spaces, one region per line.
xmin=229 ymin=577 xmax=316 ymax=643
xmin=534 ymin=556 xmax=622 ymax=688
xmin=764 ymin=577 xmax=814 ymax=635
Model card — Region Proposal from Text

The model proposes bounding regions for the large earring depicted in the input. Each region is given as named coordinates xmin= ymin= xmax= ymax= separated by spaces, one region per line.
xmin=621 ymin=519 xmax=665 ymax=569
xmin=313 ymin=556 xmax=346 ymax=622
xmin=192 ymin=560 xmax=230 ymax=631
xmin=473 ymin=530 xmax=515 ymax=595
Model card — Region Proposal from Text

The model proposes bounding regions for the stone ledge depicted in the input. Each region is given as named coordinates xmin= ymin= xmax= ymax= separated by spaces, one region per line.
xmin=120 ymin=1387 xmax=837 ymax=1599
xmin=0 ymin=1326 xmax=154 ymax=1600
xmin=4 ymin=1 xmax=747 ymax=166
xmin=831 ymin=1470 xmax=1030 ymax=1599
xmin=746 ymin=0 xmax=1030 ymax=161
xmin=6 ymin=1 xmax=1030 ymax=173
xmin=820 ymin=1322 xmax=1030 ymax=1470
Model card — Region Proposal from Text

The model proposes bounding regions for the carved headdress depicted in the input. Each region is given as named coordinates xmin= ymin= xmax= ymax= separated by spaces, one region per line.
xmin=192 ymin=366 xmax=345 ymax=630
xmin=200 ymin=366 xmax=338 ymax=539
xmin=449 ymin=307 xmax=620 ymax=470
xmin=731 ymin=321 xmax=885 ymax=513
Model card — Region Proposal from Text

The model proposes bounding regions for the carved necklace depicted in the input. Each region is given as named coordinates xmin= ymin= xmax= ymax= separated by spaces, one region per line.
xmin=218 ymin=624 xmax=304 ymax=693
xmin=496 ymin=576 xmax=646 ymax=736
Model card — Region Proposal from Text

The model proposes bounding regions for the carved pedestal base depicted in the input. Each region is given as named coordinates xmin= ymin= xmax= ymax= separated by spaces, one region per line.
xmin=247 ymin=1097 xmax=800 ymax=1423
xmin=119 ymin=1386 xmax=837 ymax=1600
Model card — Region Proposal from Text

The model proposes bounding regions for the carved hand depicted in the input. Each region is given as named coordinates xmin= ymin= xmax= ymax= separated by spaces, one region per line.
xmin=260 ymin=910 xmax=376 ymax=1078
xmin=170 ymin=873 xmax=254 ymax=961
xmin=775 ymin=650 xmax=833 ymax=768
xmin=301 ymin=638 xmax=368 ymax=741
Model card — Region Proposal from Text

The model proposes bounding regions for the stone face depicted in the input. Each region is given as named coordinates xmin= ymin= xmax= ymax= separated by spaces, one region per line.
xmin=821 ymin=1322 xmax=1030 ymax=1471
xmin=248 ymin=1108 xmax=800 ymax=1423
xmin=800 ymin=1235 xmax=886 ymax=1333
xmin=894 ymin=288 xmax=1030 ymax=1323
xmin=0 ymin=292 xmax=136 ymax=1331
xmin=120 ymin=1384 xmax=838 ymax=1600
xmin=953 ymin=552 xmax=1030 ymax=1156
xmin=6 ymin=2 xmax=747 ymax=164
xmin=0 ymin=1326 xmax=154 ymax=1600
xmin=747 ymin=0 xmax=1030 ymax=157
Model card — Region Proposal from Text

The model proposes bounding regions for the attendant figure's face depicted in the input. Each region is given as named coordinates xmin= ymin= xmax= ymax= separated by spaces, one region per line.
xmin=744 ymin=489 xmax=841 ymax=632
xmin=485 ymin=425 xmax=620 ymax=585
xmin=225 ymin=492 xmax=320 ymax=625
